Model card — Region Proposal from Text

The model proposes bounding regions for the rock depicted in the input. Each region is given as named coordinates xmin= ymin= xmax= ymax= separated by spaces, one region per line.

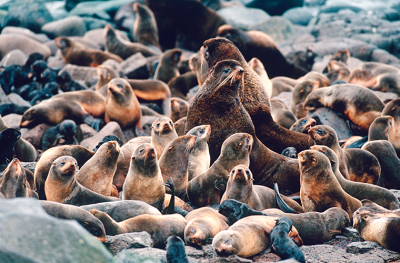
xmin=105 ymin=232 xmax=153 ymax=255
xmin=1 ymin=26 xmax=50 ymax=43
xmin=346 ymin=241 xmax=383 ymax=254
xmin=47 ymin=50 xmax=67 ymax=69
xmin=346 ymin=241 xmax=400 ymax=261
xmin=80 ymin=124 xmax=98 ymax=141
xmin=283 ymin=7 xmax=315 ymax=26
xmin=210 ymin=255 xmax=252 ymax=263
xmin=21 ymin=123 xmax=53 ymax=149
xmin=121 ymin=53 xmax=150 ymax=80
xmin=272 ymin=91 xmax=292 ymax=108
xmin=80 ymin=122 xmax=125 ymax=151
xmin=250 ymin=16 xmax=295 ymax=43
xmin=7 ymin=93 xmax=31 ymax=108
xmin=83 ymin=29 xmax=107 ymax=51
xmin=69 ymin=2 xmax=111 ymax=20
xmin=124 ymin=247 xmax=201 ymax=263
xmin=41 ymin=16 xmax=87 ymax=38
xmin=0 ymin=198 xmax=113 ymax=263
xmin=113 ymin=249 xmax=163 ymax=263
xmin=2 ymin=0 xmax=53 ymax=33
xmin=217 ymin=7 xmax=270 ymax=31
xmin=58 ymin=64 xmax=98 ymax=88
xmin=390 ymin=189 xmax=400 ymax=202
xmin=21 ymin=162 xmax=37 ymax=174
xmin=82 ymin=17 xmax=113 ymax=31
xmin=0 ymin=34 xmax=52 ymax=61
xmin=114 ymin=1 xmax=136 ymax=34
xmin=45 ymin=1 xmax=68 ymax=21
xmin=371 ymin=49 xmax=400 ymax=65
xmin=341 ymin=227 xmax=364 ymax=243
xmin=184 ymin=246 xmax=206 ymax=259
xmin=2 ymin=114 xmax=23 ymax=129
xmin=0 ymin=50 xmax=27 ymax=67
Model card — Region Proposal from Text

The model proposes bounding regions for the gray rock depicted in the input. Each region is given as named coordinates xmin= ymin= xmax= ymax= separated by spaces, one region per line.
xmin=1 ymin=26 xmax=50 ymax=43
xmin=21 ymin=123 xmax=53 ymax=149
xmin=121 ymin=53 xmax=150 ymax=80
xmin=0 ymin=50 xmax=27 ymax=67
xmin=371 ymin=49 xmax=400 ymax=65
xmin=82 ymin=17 xmax=113 ymax=31
xmin=2 ymin=114 xmax=23 ymax=129
xmin=106 ymin=232 xmax=153 ymax=255
xmin=210 ymin=255 xmax=252 ymax=263
xmin=69 ymin=0 xmax=133 ymax=21
xmin=21 ymin=162 xmax=37 ymax=175
xmin=41 ymin=15 xmax=87 ymax=38
xmin=217 ymin=7 xmax=270 ymax=31
xmin=346 ymin=241 xmax=400 ymax=261
xmin=341 ymin=227 xmax=363 ymax=243
xmin=113 ymin=249 xmax=163 ymax=263
xmin=0 ymin=198 xmax=113 ymax=263
xmin=125 ymin=247 xmax=201 ymax=263
xmin=80 ymin=121 xmax=125 ymax=150
xmin=45 ymin=1 xmax=68 ymax=21
xmin=372 ymin=91 xmax=399 ymax=103
xmin=390 ymin=189 xmax=400 ymax=202
xmin=250 ymin=16 xmax=295 ymax=43
xmin=7 ymin=93 xmax=31 ymax=108
xmin=2 ymin=0 xmax=53 ymax=33
xmin=283 ymin=7 xmax=315 ymax=26
xmin=58 ymin=64 xmax=98 ymax=87
xmin=346 ymin=241 xmax=383 ymax=254
xmin=47 ymin=50 xmax=66 ymax=69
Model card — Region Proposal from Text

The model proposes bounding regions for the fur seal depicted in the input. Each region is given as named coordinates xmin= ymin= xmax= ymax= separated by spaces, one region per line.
xmin=270 ymin=99 xmax=297 ymax=129
xmin=150 ymin=117 xmax=178 ymax=159
xmin=166 ymin=236 xmax=189 ymax=263
xmin=20 ymin=90 xmax=106 ymax=131
xmin=168 ymin=71 xmax=198 ymax=99
xmin=188 ymin=52 xmax=207 ymax=87
xmin=186 ymin=125 xmax=211 ymax=181
xmin=221 ymin=165 xmax=304 ymax=213
xmin=312 ymin=145 xmax=400 ymax=210
xmin=326 ymin=60 xmax=350 ymax=83
xmin=41 ymin=119 xmax=78 ymax=151
xmin=90 ymin=209 xmax=186 ymax=248
xmin=169 ymin=97 xmax=189 ymax=122
xmin=290 ymin=117 xmax=317 ymax=134
xmin=381 ymin=98 xmax=400 ymax=156
xmin=368 ymin=116 xmax=394 ymax=142
xmin=212 ymin=215 xmax=303 ymax=258
xmin=154 ymin=49 xmax=182 ymax=84
xmin=104 ymin=24 xmax=158 ymax=59
xmin=184 ymin=207 xmax=229 ymax=247
xmin=127 ymin=79 xmax=172 ymax=102
xmin=271 ymin=76 xmax=298 ymax=98
xmin=40 ymin=200 xmax=106 ymax=242
xmin=216 ymin=25 xmax=307 ymax=79
xmin=187 ymin=133 xmax=253 ymax=208
xmin=34 ymin=145 xmax=94 ymax=200
xmin=132 ymin=2 xmax=161 ymax=51
xmin=75 ymin=141 xmax=120 ymax=198
xmin=0 ymin=128 xmax=21 ymax=166
xmin=282 ymin=147 xmax=298 ymax=158
xmin=55 ymin=37 xmax=123 ymax=66
xmin=248 ymin=57 xmax=272 ymax=98
xmin=362 ymin=140 xmax=400 ymax=189
xmin=174 ymin=117 xmax=187 ymax=136
xmin=304 ymin=84 xmax=384 ymax=135
xmin=95 ymin=65 xmax=119 ymax=92
xmin=308 ymin=125 xmax=380 ymax=184
xmin=290 ymin=71 xmax=331 ymax=119
xmin=197 ymin=37 xmax=314 ymax=156
xmin=44 ymin=156 xmax=119 ymax=205
xmin=122 ymin=143 xmax=165 ymax=211
xmin=299 ymin=150 xmax=362 ymax=218
xmin=105 ymin=78 xmax=142 ymax=129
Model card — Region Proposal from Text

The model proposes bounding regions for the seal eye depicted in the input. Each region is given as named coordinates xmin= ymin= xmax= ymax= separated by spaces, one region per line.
xmin=117 ymin=84 xmax=123 ymax=88
xmin=61 ymin=162 xmax=65 ymax=166
xmin=200 ymin=129 xmax=204 ymax=134
xmin=183 ymin=138 xmax=186 ymax=142
xmin=309 ymin=84 xmax=313 ymax=89
xmin=223 ymin=68 xmax=230 ymax=74
xmin=300 ymin=119 xmax=307 ymax=126
xmin=179 ymin=101 xmax=183 ymax=105
xmin=231 ymin=170 xmax=235 ymax=174
xmin=238 ymin=142 xmax=243 ymax=147
xmin=140 ymin=149 xmax=144 ymax=154
xmin=246 ymin=171 xmax=250 ymax=176
xmin=317 ymin=129 xmax=323 ymax=135
xmin=156 ymin=123 xmax=160 ymax=128
xmin=169 ymin=121 xmax=173 ymax=125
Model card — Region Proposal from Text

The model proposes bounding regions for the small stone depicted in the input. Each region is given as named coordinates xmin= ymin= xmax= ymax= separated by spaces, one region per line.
xmin=217 ymin=7 xmax=270 ymax=31
xmin=121 ymin=53 xmax=150 ymax=80
xmin=346 ymin=241 xmax=382 ymax=254
xmin=80 ymin=122 xmax=125 ymax=151
xmin=106 ymin=232 xmax=153 ymax=255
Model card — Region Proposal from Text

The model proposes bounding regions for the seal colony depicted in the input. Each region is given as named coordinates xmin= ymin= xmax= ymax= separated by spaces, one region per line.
xmin=2 ymin=0 xmax=400 ymax=261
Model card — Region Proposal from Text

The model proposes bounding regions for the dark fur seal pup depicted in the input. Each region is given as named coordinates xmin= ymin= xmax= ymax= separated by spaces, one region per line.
xmin=90 ymin=209 xmax=186 ymax=248
xmin=303 ymin=84 xmax=384 ymax=135
xmin=44 ymin=156 xmax=119 ymax=206
xmin=166 ymin=236 xmax=189 ymax=263
xmin=40 ymin=201 xmax=106 ymax=242
xmin=308 ymin=125 xmax=380 ymax=184
xmin=217 ymin=25 xmax=307 ymax=79
xmin=55 ymin=37 xmax=123 ymax=66
xmin=195 ymin=37 xmax=314 ymax=156
xmin=0 ymin=128 xmax=21 ymax=165
xmin=362 ymin=140 xmax=400 ymax=189
xmin=282 ymin=147 xmax=297 ymax=158
xmin=154 ymin=49 xmax=182 ymax=84
xmin=311 ymin=145 xmax=400 ymax=210
xmin=170 ymin=97 xmax=189 ymax=122
xmin=167 ymin=72 xmax=198 ymax=99
xmin=104 ymin=24 xmax=158 ymax=59
xmin=56 ymin=71 xmax=87 ymax=92
xmin=270 ymin=217 xmax=305 ymax=263
xmin=92 ymin=135 xmax=124 ymax=152
xmin=186 ymin=125 xmax=211 ymax=181
xmin=218 ymin=199 xmax=266 ymax=225
xmin=41 ymin=120 xmax=78 ymax=151
xmin=20 ymin=90 xmax=106 ymax=131
xmin=150 ymin=117 xmax=178 ymax=159
xmin=132 ymin=2 xmax=161 ymax=51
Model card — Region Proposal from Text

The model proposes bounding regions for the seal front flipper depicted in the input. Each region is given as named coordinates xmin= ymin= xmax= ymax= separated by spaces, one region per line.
xmin=274 ymin=183 xmax=297 ymax=214
xmin=162 ymin=178 xmax=175 ymax=215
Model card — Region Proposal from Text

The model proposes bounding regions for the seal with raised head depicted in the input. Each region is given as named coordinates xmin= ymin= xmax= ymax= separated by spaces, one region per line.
xmin=186 ymin=125 xmax=211 ymax=181
xmin=271 ymin=76 xmax=299 ymax=98
xmin=132 ymin=2 xmax=161 ymax=51
xmin=299 ymin=150 xmax=362 ymax=219
xmin=381 ymin=98 xmax=400 ymax=156
xmin=154 ymin=49 xmax=182 ymax=84
xmin=44 ymin=156 xmax=119 ymax=206
xmin=166 ymin=236 xmax=189 ymax=263
xmin=150 ymin=117 xmax=178 ymax=159
xmin=248 ymin=57 xmax=272 ymax=98
xmin=169 ymin=97 xmax=189 ymax=122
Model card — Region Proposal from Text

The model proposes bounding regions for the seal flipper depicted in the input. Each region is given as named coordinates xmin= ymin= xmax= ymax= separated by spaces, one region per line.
xmin=83 ymin=115 xmax=106 ymax=132
xmin=274 ymin=183 xmax=297 ymax=214
xmin=162 ymin=178 xmax=175 ymax=215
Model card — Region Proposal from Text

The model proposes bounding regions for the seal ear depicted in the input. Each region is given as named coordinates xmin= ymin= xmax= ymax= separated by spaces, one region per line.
xmin=56 ymin=38 xmax=70 ymax=49
xmin=330 ymin=158 xmax=336 ymax=164
xmin=132 ymin=2 xmax=139 ymax=12
xmin=168 ymin=146 xmax=174 ymax=152
xmin=312 ymin=157 xmax=317 ymax=162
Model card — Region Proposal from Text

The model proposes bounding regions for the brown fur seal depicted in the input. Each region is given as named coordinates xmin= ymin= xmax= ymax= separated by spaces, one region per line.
xmin=353 ymin=206 xmax=400 ymax=252
xmin=271 ymin=76 xmax=299 ymax=98
xmin=189 ymin=52 xmax=207 ymax=87
xmin=349 ymin=62 xmax=400 ymax=90
xmin=382 ymin=98 xmax=400 ymax=156
xmin=368 ymin=116 xmax=394 ymax=142
xmin=187 ymin=133 xmax=253 ymax=208
xmin=132 ymin=2 xmax=161 ymax=51
xmin=90 ymin=209 xmax=186 ymax=248
xmin=122 ymin=143 xmax=165 ymax=210
xmin=362 ymin=140 xmax=400 ymax=189
xmin=95 ymin=65 xmax=119 ymax=91
xmin=127 ymin=79 xmax=171 ymax=102
xmin=186 ymin=59 xmax=304 ymax=193
xmin=217 ymin=25 xmax=307 ymax=79
xmin=186 ymin=125 xmax=211 ymax=181
xmin=184 ymin=207 xmax=229 ymax=247
xmin=290 ymin=71 xmax=331 ymax=119
xmin=197 ymin=37 xmax=314 ymax=155
xmin=20 ymin=90 xmax=106 ymax=130
xmin=304 ymin=84 xmax=384 ymax=135
xmin=308 ymin=125 xmax=380 ymax=184
xmin=105 ymin=78 xmax=142 ymax=129
xmin=169 ymin=97 xmax=189 ymax=122
xmin=270 ymin=99 xmax=297 ymax=129
xmin=34 ymin=145 xmax=94 ymax=200
xmin=175 ymin=117 xmax=187 ymax=136
xmin=248 ymin=57 xmax=272 ymax=98
xmin=150 ymin=117 xmax=178 ymax=159
xmin=159 ymin=134 xmax=197 ymax=199
xmin=55 ymin=37 xmax=123 ymax=66
xmin=299 ymin=150 xmax=362 ymax=218
xmin=361 ymin=199 xmax=400 ymax=215
xmin=0 ymin=158 xmax=37 ymax=199
xmin=154 ymin=49 xmax=182 ymax=84
xmin=104 ymin=24 xmax=158 ymax=59
xmin=167 ymin=72 xmax=198 ymax=99
xmin=45 ymin=156 xmax=119 ymax=205
xmin=212 ymin=215 xmax=302 ymax=258
xmin=75 ymin=141 xmax=120 ymax=198
xmin=326 ymin=60 xmax=350 ymax=83
xmin=221 ymin=165 xmax=304 ymax=213
xmin=311 ymin=145 xmax=400 ymax=210
xmin=290 ymin=117 xmax=317 ymax=134
xmin=40 ymin=200 xmax=106 ymax=242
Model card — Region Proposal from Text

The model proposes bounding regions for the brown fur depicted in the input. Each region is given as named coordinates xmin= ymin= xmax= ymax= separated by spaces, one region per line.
xmin=189 ymin=52 xmax=208 ymax=87
xmin=96 ymin=65 xmax=119 ymax=91
xmin=248 ymin=57 xmax=272 ymax=98
xmin=382 ymin=98 xmax=400 ymax=156
xmin=290 ymin=117 xmax=317 ymax=134
xmin=154 ymin=49 xmax=182 ymax=84
xmin=349 ymin=62 xmax=400 ymax=89
xmin=271 ymin=76 xmax=298 ymax=98
xmin=174 ymin=117 xmax=187 ymax=136
xmin=132 ymin=2 xmax=161 ymax=50
xmin=169 ymin=97 xmax=189 ymax=122
xmin=326 ymin=60 xmax=350 ymax=83
xmin=167 ymin=71 xmax=198 ymax=99
xmin=150 ymin=117 xmax=178 ymax=159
